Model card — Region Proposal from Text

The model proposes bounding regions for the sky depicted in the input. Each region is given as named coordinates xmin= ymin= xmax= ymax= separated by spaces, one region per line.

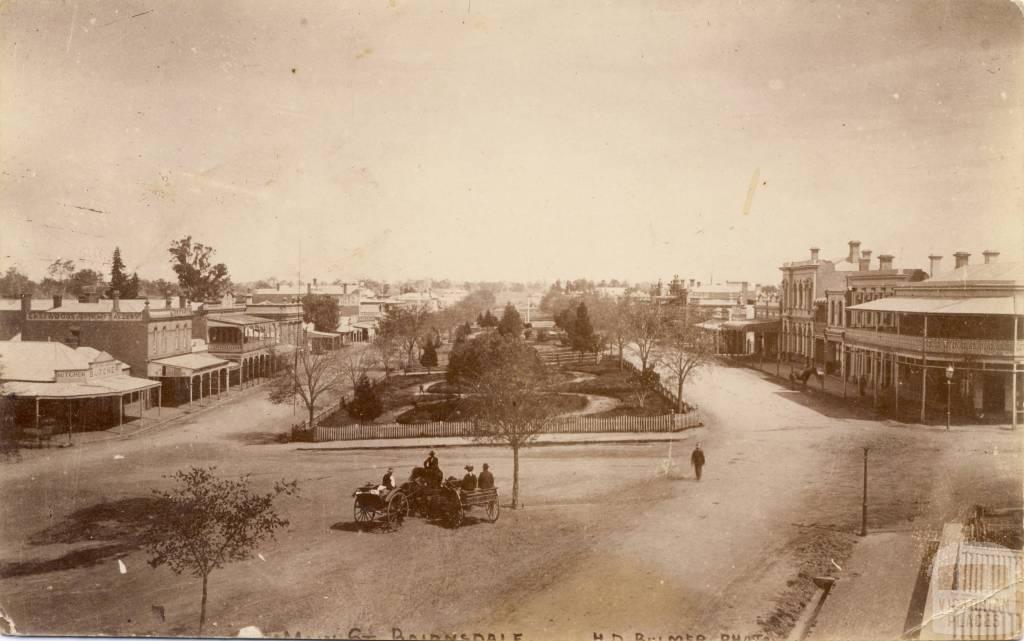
xmin=2 ymin=0 xmax=1022 ymax=287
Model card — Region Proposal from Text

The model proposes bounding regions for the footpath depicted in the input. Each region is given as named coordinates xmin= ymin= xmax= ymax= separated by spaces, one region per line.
xmin=739 ymin=359 xmax=1015 ymax=433
xmin=294 ymin=429 xmax=702 ymax=452
xmin=807 ymin=531 xmax=929 ymax=641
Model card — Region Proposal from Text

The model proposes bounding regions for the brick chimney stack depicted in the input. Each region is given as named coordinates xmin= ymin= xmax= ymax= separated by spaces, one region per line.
xmin=848 ymin=240 xmax=861 ymax=263
xmin=810 ymin=247 xmax=820 ymax=262
xmin=112 ymin=290 xmax=120 ymax=313
xmin=52 ymin=294 xmax=62 ymax=309
xmin=928 ymin=255 xmax=942 ymax=276
xmin=313 ymin=278 xmax=318 ymax=288
xmin=858 ymin=250 xmax=872 ymax=271
xmin=878 ymin=254 xmax=894 ymax=271
xmin=983 ymin=250 xmax=1000 ymax=264
xmin=954 ymin=252 xmax=970 ymax=269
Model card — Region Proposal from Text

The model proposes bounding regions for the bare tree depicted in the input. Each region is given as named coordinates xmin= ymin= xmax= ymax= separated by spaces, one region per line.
xmin=379 ymin=304 xmax=432 ymax=370
xmin=656 ymin=309 xmax=715 ymax=413
xmin=144 ymin=467 xmax=297 ymax=635
xmin=590 ymin=294 xmax=633 ymax=368
xmin=372 ymin=333 xmax=400 ymax=380
xmin=339 ymin=346 xmax=380 ymax=390
xmin=626 ymin=302 xmax=665 ymax=374
xmin=267 ymin=347 xmax=345 ymax=428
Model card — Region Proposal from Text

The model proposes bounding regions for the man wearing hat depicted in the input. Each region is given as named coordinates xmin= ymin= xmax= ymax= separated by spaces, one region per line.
xmin=424 ymin=450 xmax=439 ymax=470
xmin=691 ymin=443 xmax=706 ymax=481
xmin=461 ymin=465 xmax=478 ymax=491
xmin=477 ymin=463 xmax=494 ymax=490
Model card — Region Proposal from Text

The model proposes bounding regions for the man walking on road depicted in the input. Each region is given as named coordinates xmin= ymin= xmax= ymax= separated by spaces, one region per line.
xmin=691 ymin=443 xmax=706 ymax=481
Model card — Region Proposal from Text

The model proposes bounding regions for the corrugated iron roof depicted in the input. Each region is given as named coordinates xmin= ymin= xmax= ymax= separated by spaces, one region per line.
xmin=847 ymin=296 xmax=1016 ymax=315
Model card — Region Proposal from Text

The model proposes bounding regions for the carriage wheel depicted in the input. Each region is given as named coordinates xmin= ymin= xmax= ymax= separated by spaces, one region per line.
xmin=386 ymin=493 xmax=409 ymax=529
xmin=448 ymin=504 xmax=464 ymax=528
xmin=354 ymin=504 xmax=376 ymax=525
xmin=485 ymin=499 xmax=500 ymax=523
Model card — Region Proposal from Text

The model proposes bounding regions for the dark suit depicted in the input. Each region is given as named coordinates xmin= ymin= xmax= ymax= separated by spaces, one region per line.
xmin=461 ymin=473 xmax=477 ymax=491
xmin=478 ymin=470 xmax=494 ymax=490
xmin=424 ymin=454 xmax=438 ymax=469
xmin=382 ymin=472 xmax=395 ymax=490
xmin=691 ymin=448 xmax=706 ymax=480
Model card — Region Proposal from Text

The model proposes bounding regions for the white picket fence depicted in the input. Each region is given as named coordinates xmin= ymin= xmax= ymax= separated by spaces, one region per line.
xmin=310 ymin=412 xmax=701 ymax=442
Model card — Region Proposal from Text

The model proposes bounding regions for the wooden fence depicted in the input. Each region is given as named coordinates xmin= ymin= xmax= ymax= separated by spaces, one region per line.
xmin=310 ymin=412 xmax=701 ymax=442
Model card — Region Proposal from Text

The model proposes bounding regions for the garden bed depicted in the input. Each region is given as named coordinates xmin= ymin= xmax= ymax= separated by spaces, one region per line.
xmin=553 ymin=359 xmax=675 ymax=416
xmin=395 ymin=393 xmax=587 ymax=424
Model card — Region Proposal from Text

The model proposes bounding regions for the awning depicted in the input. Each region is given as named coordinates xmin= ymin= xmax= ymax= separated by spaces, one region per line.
xmin=696 ymin=321 xmax=724 ymax=331
xmin=208 ymin=313 xmax=277 ymax=326
xmin=721 ymin=319 xmax=781 ymax=331
xmin=148 ymin=352 xmax=231 ymax=377
xmin=308 ymin=330 xmax=340 ymax=338
xmin=2 ymin=375 xmax=160 ymax=400
xmin=847 ymin=296 xmax=1017 ymax=316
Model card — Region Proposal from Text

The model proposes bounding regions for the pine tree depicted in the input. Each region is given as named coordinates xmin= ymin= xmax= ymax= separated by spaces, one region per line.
xmin=124 ymin=272 xmax=141 ymax=299
xmin=497 ymin=302 xmax=524 ymax=338
xmin=108 ymin=247 xmax=127 ymax=297
xmin=419 ymin=341 xmax=438 ymax=372
xmin=571 ymin=302 xmax=599 ymax=355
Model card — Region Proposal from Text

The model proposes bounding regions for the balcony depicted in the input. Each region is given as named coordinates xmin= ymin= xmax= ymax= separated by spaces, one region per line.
xmin=843 ymin=328 xmax=1024 ymax=358
xmin=208 ymin=338 xmax=278 ymax=354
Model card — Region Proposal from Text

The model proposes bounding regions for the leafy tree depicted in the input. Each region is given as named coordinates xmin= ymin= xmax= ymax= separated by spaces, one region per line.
xmin=65 ymin=268 xmax=105 ymax=298
xmin=656 ymin=309 xmax=715 ymax=413
xmin=497 ymin=302 xmax=524 ymax=338
xmin=419 ymin=340 xmax=438 ymax=373
xmin=569 ymin=302 xmax=600 ymax=355
xmin=478 ymin=309 xmax=498 ymax=328
xmin=267 ymin=347 xmax=345 ymax=429
xmin=379 ymin=305 xmax=431 ymax=370
xmin=167 ymin=236 xmax=231 ymax=301
xmin=451 ymin=333 xmax=553 ymax=508
xmin=631 ymin=366 xmax=661 ymax=408
xmin=0 ymin=267 xmax=35 ymax=297
xmin=347 ymin=375 xmax=384 ymax=422
xmin=454 ymin=321 xmax=472 ymax=344
xmin=144 ymin=467 xmax=297 ymax=635
xmin=124 ymin=273 xmax=141 ymax=299
xmin=108 ymin=247 xmax=128 ymax=297
xmin=302 ymin=294 xmax=340 ymax=332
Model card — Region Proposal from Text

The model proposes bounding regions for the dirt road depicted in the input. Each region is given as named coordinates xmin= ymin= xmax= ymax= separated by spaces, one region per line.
xmin=0 ymin=361 xmax=1019 ymax=640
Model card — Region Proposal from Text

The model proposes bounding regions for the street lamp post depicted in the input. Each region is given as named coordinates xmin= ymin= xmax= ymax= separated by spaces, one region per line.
xmin=945 ymin=364 xmax=954 ymax=431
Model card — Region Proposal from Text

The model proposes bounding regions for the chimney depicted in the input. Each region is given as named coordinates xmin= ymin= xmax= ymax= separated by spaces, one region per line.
xmin=810 ymin=247 xmax=820 ymax=261
xmin=313 ymin=278 xmax=318 ymax=288
xmin=276 ymin=283 xmax=281 ymax=291
xmin=245 ymin=294 xmax=254 ymax=306
xmin=307 ymin=283 xmax=312 ymax=295
xmin=52 ymin=294 xmax=62 ymax=309
xmin=178 ymin=295 xmax=186 ymax=309
xmin=983 ymin=250 xmax=999 ymax=264
xmin=878 ymin=254 xmax=894 ymax=271
xmin=954 ymin=252 xmax=970 ymax=269
xmin=848 ymin=240 xmax=861 ymax=263
xmin=165 ymin=295 xmax=172 ymax=309
xmin=21 ymin=293 xmax=31 ymax=315
xmin=112 ymin=290 xmax=120 ymax=313
xmin=928 ymin=255 xmax=942 ymax=276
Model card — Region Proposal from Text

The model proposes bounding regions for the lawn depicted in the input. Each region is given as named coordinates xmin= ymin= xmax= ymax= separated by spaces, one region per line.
xmin=554 ymin=358 xmax=676 ymax=416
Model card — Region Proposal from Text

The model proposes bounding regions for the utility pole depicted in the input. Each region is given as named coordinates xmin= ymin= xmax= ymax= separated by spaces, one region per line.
xmin=861 ymin=446 xmax=869 ymax=537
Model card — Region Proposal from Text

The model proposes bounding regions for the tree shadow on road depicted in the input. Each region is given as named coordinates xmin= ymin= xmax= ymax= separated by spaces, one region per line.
xmin=0 ymin=496 xmax=168 ymax=579
xmin=771 ymin=389 xmax=880 ymax=421
xmin=230 ymin=430 xmax=290 ymax=445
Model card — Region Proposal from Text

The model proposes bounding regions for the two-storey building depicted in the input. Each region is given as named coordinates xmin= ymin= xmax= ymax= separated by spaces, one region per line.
xmin=18 ymin=293 xmax=231 ymax=407
xmin=844 ymin=252 xmax=1022 ymax=426
xmin=780 ymin=245 xmax=855 ymax=365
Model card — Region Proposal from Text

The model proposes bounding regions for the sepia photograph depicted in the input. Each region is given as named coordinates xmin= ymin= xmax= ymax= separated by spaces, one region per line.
xmin=1 ymin=1 xmax=1022 ymax=640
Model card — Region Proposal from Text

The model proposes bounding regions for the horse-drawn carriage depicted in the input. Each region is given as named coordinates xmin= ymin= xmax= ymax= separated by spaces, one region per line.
xmin=351 ymin=467 xmax=499 ymax=530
